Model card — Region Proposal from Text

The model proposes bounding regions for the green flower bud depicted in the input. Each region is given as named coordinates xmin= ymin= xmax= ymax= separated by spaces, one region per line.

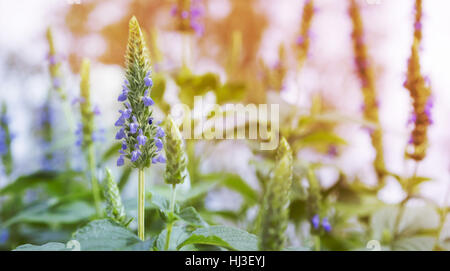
xmin=103 ymin=168 xmax=131 ymax=227
xmin=164 ymin=116 xmax=188 ymax=185
xmin=259 ymin=137 xmax=293 ymax=251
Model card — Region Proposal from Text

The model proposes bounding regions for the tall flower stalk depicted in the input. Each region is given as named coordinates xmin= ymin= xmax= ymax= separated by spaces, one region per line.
xmin=393 ymin=0 xmax=431 ymax=242
xmin=348 ymin=0 xmax=386 ymax=181
xmin=46 ymin=27 xmax=74 ymax=168
xmin=0 ymin=103 xmax=13 ymax=176
xmin=163 ymin=116 xmax=188 ymax=250
xmin=259 ymin=138 xmax=293 ymax=251
xmin=78 ymin=59 xmax=102 ymax=216
xmin=115 ymin=17 xmax=166 ymax=240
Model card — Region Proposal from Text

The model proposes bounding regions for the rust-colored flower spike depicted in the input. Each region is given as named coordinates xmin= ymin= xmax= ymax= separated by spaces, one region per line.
xmin=349 ymin=0 xmax=386 ymax=179
xmin=413 ymin=0 xmax=423 ymax=43
xmin=296 ymin=0 xmax=315 ymax=69
xmin=404 ymin=1 xmax=432 ymax=161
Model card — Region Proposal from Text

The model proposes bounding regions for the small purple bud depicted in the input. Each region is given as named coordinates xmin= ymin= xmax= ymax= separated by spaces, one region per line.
xmin=152 ymin=154 xmax=166 ymax=164
xmin=118 ymin=91 xmax=128 ymax=102
xmin=137 ymin=129 xmax=147 ymax=146
xmin=115 ymin=128 xmax=126 ymax=140
xmin=131 ymin=149 xmax=141 ymax=162
xmin=117 ymin=155 xmax=125 ymax=166
xmin=115 ymin=116 xmax=125 ymax=127
xmin=322 ymin=218 xmax=332 ymax=232
xmin=311 ymin=214 xmax=320 ymax=229
xmin=181 ymin=10 xmax=189 ymax=19
xmin=145 ymin=77 xmax=153 ymax=88
xmin=156 ymin=126 xmax=165 ymax=138
xmin=148 ymin=117 xmax=153 ymax=125
xmin=155 ymin=138 xmax=163 ymax=151
xmin=130 ymin=116 xmax=139 ymax=134
xmin=122 ymin=141 xmax=127 ymax=150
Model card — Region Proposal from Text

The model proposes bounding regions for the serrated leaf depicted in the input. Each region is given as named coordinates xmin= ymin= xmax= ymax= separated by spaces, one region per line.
xmin=178 ymin=226 xmax=258 ymax=251
xmin=176 ymin=207 xmax=208 ymax=227
xmin=73 ymin=219 xmax=141 ymax=251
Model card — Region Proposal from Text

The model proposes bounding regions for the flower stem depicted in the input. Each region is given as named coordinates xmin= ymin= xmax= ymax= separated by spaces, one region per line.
xmin=87 ymin=144 xmax=101 ymax=217
xmin=138 ymin=169 xmax=145 ymax=240
xmin=164 ymin=184 xmax=177 ymax=250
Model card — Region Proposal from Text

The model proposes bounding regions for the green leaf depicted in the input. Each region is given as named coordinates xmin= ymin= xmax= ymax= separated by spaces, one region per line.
xmin=13 ymin=242 xmax=70 ymax=251
xmin=4 ymin=200 xmax=95 ymax=227
xmin=156 ymin=226 xmax=195 ymax=251
xmin=73 ymin=219 xmax=141 ymax=251
xmin=178 ymin=226 xmax=258 ymax=251
xmin=202 ymin=173 xmax=259 ymax=205
xmin=176 ymin=207 xmax=208 ymax=227
xmin=0 ymin=170 xmax=84 ymax=196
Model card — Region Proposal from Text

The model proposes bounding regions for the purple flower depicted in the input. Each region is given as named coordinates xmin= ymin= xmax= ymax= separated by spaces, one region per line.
xmin=142 ymin=90 xmax=154 ymax=106
xmin=152 ymin=154 xmax=166 ymax=164
xmin=122 ymin=141 xmax=127 ymax=150
xmin=155 ymin=138 xmax=163 ymax=151
xmin=137 ymin=129 xmax=147 ymax=146
xmin=156 ymin=126 xmax=165 ymax=138
xmin=322 ymin=218 xmax=332 ymax=232
xmin=130 ymin=116 xmax=139 ymax=134
xmin=144 ymin=77 xmax=153 ymax=88
xmin=117 ymin=155 xmax=125 ymax=166
xmin=311 ymin=214 xmax=320 ymax=229
xmin=118 ymin=91 xmax=128 ymax=102
xmin=115 ymin=128 xmax=126 ymax=140
xmin=131 ymin=148 xmax=142 ymax=162
xmin=120 ymin=108 xmax=132 ymax=119
xmin=115 ymin=116 xmax=125 ymax=127
xmin=148 ymin=117 xmax=153 ymax=125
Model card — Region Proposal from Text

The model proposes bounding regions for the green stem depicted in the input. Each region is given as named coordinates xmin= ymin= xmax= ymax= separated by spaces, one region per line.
xmin=87 ymin=144 xmax=101 ymax=217
xmin=164 ymin=184 xmax=177 ymax=250
xmin=138 ymin=169 xmax=145 ymax=240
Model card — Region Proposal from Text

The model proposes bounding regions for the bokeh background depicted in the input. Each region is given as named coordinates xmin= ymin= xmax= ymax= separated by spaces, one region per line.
xmin=0 ymin=0 xmax=449 ymax=211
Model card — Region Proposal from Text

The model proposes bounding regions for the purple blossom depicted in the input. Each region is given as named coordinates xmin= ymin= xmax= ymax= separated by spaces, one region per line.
xmin=115 ymin=116 xmax=125 ymax=127
xmin=152 ymin=154 xmax=166 ymax=164
xmin=156 ymin=126 xmax=165 ymax=138
xmin=131 ymin=148 xmax=142 ymax=162
xmin=122 ymin=141 xmax=127 ymax=150
xmin=130 ymin=116 xmax=139 ymax=134
xmin=142 ymin=90 xmax=154 ymax=106
xmin=311 ymin=214 xmax=320 ymax=229
xmin=137 ymin=129 xmax=147 ymax=146
xmin=322 ymin=217 xmax=332 ymax=232
xmin=117 ymin=155 xmax=125 ymax=166
xmin=144 ymin=77 xmax=153 ymax=88
xmin=155 ymin=138 xmax=163 ymax=151
xmin=115 ymin=127 xmax=126 ymax=140
xmin=148 ymin=117 xmax=153 ymax=125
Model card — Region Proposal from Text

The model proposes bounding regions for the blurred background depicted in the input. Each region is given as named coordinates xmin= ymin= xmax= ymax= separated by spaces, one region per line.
xmin=0 ymin=0 xmax=450 ymax=246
